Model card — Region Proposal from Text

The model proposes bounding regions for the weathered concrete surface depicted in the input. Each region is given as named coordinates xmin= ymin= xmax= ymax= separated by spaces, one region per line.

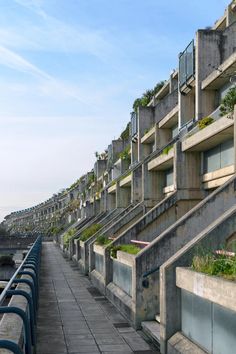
xmin=37 ymin=242 xmax=159 ymax=354
xmin=160 ymin=202 xmax=236 ymax=354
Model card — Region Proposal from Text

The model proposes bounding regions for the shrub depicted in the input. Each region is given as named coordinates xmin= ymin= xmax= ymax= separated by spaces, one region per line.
xmin=192 ymin=251 xmax=236 ymax=281
xmin=133 ymin=81 xmax=165 ymax=112
xmin=162 ymin=145 xmax=173 ymax=155
xmin=109 ymin=244 xmax=140 ymax=258
xmin=95 ymin=235 xmax=112 ymax=246
xmin=80 ymin=224 xmax=102 ymax=242
xmin=220 ymin=87 xmax=236 ymax=116
xmin=198 ymin=116 xmax=214 ymax=130
xmin=63 ymin=228 xmax=76 ymax=249
xmin=119 ymin=145 xmax=131 ymax=162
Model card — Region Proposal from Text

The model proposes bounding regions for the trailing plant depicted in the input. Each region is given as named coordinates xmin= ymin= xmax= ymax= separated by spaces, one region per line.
xmin=63 ymin=228 xmax=76 ymax=249
xmin=162 ymin=145 xmax=173 ymax=155
xmin=220 ymin=87 xmax=236 ymax=116
xmin=80 ymin=224 xmax=102 ymax=242
xmin=198 ymin=116 xmax=214 ymax=130
xmin=95 ymin=235 xmax=112 ymax=246
xmin=109 ymin=244 xmax=140 ymax=258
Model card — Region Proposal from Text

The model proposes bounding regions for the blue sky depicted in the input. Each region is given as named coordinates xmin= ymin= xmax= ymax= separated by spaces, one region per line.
xmin=0 ymin=0 xmax=230 ymax=221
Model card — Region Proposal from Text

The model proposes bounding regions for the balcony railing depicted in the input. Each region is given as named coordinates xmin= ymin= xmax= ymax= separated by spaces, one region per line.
xmin=179 ymin=40 xmax=195 ymax=88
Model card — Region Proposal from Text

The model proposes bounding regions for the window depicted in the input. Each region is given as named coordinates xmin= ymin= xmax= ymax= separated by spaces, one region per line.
xmin=165 ymin=167 xmax=174 ymax=187
xmin=203 ymin=139 xmax=234 ymax=173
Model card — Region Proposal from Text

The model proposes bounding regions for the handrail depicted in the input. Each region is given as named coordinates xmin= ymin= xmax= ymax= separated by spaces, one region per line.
xmin=0 ymin=235 xmax=42 ymax=354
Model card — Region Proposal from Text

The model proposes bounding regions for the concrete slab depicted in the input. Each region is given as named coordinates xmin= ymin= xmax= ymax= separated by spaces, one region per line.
xmin=36 ymin=243 xmax=159 ymax=354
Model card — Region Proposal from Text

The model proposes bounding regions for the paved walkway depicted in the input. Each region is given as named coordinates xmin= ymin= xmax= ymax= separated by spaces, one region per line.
xmin=37 ymin=242 xmax=159 ymax=354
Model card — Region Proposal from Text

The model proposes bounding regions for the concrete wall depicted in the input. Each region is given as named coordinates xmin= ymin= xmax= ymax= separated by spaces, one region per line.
xmin=160 ymin=204 xmax=236 ymax=354
xmin=133 ymin=174 xmax=236 ymax=332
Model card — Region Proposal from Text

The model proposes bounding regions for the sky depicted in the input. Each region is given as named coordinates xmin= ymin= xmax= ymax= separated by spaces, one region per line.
xmin=0 ymin=0 xmax=230 ymax=222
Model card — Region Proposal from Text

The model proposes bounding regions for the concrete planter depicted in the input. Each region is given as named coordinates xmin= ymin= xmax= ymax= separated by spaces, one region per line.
xmin=93 ymin=244 xmax=105 ymax=255
xmin=79 ymin=240 xmax=85 ymax=248
xmin=116 ymin=250 xmax=135 ymax=267
xmin=176 ymin=267 xmax=236 ymax=312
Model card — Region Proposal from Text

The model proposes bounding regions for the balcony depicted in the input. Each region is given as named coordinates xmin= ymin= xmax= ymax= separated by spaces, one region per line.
xmin=202 ymin=52 xmax=236 ymax=90
xmin=120 ymin=173 xmax=132 ymax=187
xmin=154 ymin=89 xmax=178 ymax=124
xmin=158 ymin=105 xmax=179 ymax=129
xmin=182 ymin=115 xmax=234 ymax=152
xmin=141 ymin=126 xmax=155 ymax=144
xmin=148 ymin=146 xmax=174 ymax=171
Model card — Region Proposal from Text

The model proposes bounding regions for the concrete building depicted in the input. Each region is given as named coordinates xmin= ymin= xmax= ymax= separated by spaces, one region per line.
xmin=4 ymin=2 xmax=236 ymax=353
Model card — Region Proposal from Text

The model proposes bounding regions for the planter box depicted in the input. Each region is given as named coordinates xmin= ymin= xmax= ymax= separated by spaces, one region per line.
xmin=116 ymin=250 xmax=135 ymax=267
xmin=79 ymin=240 xmax=85 ymax=248
xmin=93 ymin=244 xmax=105 ymax=255
xmin=176 ymin=267 xmax=236 ymax=312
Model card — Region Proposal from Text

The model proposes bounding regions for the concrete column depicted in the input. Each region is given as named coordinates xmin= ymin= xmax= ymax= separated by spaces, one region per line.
xmin=195 ymin=30 xmax=221 ymax=121
xmin=138 ymin=106 xmax=154 ymax=161
xmin=131 ymin=165 xmax=142 ymax=204
xmin=174 ymin=141 xmax=203 ymax=199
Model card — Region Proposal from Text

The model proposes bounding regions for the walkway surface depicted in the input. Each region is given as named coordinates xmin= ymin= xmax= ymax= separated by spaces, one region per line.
xmin=37 ymin=242 xmax=160 ymax=354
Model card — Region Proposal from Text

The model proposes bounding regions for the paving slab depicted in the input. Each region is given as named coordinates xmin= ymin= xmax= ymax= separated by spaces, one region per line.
xmin=36 ymin=242 xmax=159 ymax=353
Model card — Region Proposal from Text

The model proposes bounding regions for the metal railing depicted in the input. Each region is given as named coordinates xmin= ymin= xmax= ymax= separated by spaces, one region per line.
xmin=179 ymin=40 xmax=195 ymax=88
xmin=0 ymin=236 xmax=42 ymax=354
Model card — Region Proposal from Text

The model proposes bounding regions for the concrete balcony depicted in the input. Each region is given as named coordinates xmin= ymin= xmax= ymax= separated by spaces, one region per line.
xmin=202 ymin=51 xmax=236 ymax=90
xmin=158 ymin=105 xmax=178 ymax=129
xmin=141 ymin=126 xmax=155 ymax=144
xmin=154 ymin=89 xmax=178 ymax=124
xmin=108 ymin=183 xmax=117 ymax=194
xmin=120 ymin=173 xmax=132 ymax=187
xmin=148 ymin=148 xmax=174 ymax=171
xmin=182 ymin=116 xmax=234 ymax=152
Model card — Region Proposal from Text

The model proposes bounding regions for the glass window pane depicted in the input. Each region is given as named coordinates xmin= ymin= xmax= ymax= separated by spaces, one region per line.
xmin=220 ymin=139 xmax=234 ymax=168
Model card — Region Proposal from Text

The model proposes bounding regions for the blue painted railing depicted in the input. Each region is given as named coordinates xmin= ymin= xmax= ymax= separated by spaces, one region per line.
xmin=0 ymin=236 xmax=42 ymax=354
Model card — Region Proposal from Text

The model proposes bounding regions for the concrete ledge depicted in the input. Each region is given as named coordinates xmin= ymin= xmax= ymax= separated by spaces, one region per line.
xmin=202 ymin=165 xmax=234 ymax=183
xmin=93 ymin=244 xmax=105 ymax=256
xmin=120 ymin=174 xmax=132 ymax=187
xmin=202 ymin=51 xmax=236 ymax=90
xmin=141 ymin=126 xmax=155 ymax=144
xmin=108 ymin=184 xmax=117 ymax=194
xmin=203 ymin=175 xmax=233 ymax=190
xmin=176 ymin=267 xmax=236 ymax=313
xmin=168 ymin=332 xmax=207 ymax=354
xmin=158 ymin=105 xmax=178 ymax=129
xmin=182 ymin=116 xmax=233 ymax=152
xmin=148 ymin=148 xmax=174 ymax=171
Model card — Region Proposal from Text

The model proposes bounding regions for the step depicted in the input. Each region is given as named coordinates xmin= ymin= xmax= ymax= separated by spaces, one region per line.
xmin=141 ymin=321 xmax=160 ymax=348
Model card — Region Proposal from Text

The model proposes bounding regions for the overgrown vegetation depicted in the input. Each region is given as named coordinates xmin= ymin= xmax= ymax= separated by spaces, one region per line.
xmin=95 ymin=235 xmax=112 ymax=246
xmin=109 ymin=244 xmax=140 ymax=258
xmin=133 ymin=81 xmax=165 ymax=113
xmin=63 ymin=228 xmax=76 ymax=249
xmin=198 ymin=116 xmax=214 ymax=130
xmin=47 ymin=225 xmax=64 ymax=236
xmin=80 ymin=224 xmax=103 ymax=242
xmin=220 ymin=87 xmax=236 ymax=117
xmin=162 ymin=145 xmax=173 ymax=155
xmin=0 ymin=255 xmax=15 ymax=267
xmin=119 ymin=145 xmax=131 ymax=162
xmin=192 ymin=251 xmax=236 ymax=281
